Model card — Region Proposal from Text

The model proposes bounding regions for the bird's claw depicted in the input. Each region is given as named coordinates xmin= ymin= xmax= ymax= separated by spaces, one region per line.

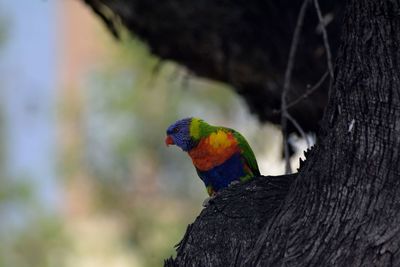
xmin=229 ymin=180 xmax=240 ymax=187
xmin=202 ymin=195 xmax=216 ymax=207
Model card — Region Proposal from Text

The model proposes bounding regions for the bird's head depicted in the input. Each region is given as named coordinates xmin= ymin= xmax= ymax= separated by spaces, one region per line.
xmin=165 ymin=117 xmax=196 ymax=151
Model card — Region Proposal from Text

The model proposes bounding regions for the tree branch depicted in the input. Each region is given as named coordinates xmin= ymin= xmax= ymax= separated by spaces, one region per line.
xmin=164 ymin=174 xmax=297 ymax=267
xmin=82 ymin=0 xmax=344 ymax=132
xmin=281 ymin=0 xmax=310 ymax=173
xmin=313 ymin=0 xmax=334 ymax=79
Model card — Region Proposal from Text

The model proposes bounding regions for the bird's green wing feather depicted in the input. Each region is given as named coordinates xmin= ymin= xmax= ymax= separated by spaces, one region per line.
xmin=224 ymin=127 xmax=260 ymax=176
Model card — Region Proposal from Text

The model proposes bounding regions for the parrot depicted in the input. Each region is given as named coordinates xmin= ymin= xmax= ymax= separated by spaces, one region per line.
xmin=165 ymin=117 xmax=260 ymax=196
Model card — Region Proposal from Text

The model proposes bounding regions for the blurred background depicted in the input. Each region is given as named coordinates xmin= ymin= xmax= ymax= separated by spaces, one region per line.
xmin=0 ymin=1 xmax=306 ymax=267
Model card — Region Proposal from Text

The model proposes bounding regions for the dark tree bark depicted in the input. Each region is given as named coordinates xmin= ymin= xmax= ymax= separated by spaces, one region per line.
xmin=83 ymin=0 xmax=345 ymax=132
xmin=83 ymin=0 xmax=400 ymax=266
xmin=248 ymin=1 xmax=400 ymax=265
xmin=164 ymin=174 xmax=296 ymax=267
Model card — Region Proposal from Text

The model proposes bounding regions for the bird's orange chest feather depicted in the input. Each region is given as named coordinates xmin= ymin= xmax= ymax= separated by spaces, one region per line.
xmin=188 ymin=131 xmax=239 ymax=171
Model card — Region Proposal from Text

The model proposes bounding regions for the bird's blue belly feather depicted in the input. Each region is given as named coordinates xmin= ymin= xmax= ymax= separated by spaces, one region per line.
xmin=197 ymin=153 xmax=245 ymax=192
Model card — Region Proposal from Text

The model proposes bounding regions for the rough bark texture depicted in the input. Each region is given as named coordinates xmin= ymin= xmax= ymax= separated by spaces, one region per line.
xmin=166 ymin=0 xmax=400 ymax=266
xmin=164 ymin=174 xmax=296 ymax=267
xmin=83 ymin=0 xmax=345 ymax=132
xmin=247 ymin=1 xmax=400 ymax=265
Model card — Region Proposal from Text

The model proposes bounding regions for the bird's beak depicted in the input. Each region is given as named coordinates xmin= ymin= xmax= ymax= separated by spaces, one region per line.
xmin=165 ymin=135 xmax=175 ymax=146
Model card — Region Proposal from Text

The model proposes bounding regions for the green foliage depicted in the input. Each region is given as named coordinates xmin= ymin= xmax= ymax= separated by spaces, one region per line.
xmin=0 ymin=135 xmax=66 ymax=267
xmin=0 ymin=217 xmax=67 ymax=267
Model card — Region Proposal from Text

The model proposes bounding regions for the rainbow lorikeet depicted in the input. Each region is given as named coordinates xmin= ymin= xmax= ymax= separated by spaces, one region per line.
xmin=165 ymin=118 xmax=260 ymax=196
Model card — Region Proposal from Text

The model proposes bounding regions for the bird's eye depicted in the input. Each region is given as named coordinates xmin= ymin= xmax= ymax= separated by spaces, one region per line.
xmin=173 ymin=127 xmax=180 ymax=133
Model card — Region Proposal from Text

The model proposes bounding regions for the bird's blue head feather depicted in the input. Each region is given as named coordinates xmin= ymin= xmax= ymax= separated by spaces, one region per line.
xmin=166 ymin=117 xmax=195 ymax=151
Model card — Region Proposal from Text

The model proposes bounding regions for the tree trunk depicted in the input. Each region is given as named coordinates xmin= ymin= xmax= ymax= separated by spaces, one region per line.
xmin=250 ymin=0 xmax=400 ymax=265
xmin=166 ymin=0 xmax=400 ymax=266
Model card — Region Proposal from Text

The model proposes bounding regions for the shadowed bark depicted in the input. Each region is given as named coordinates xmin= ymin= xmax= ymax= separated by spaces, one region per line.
xmin=83 ymin=0 xmax=345 ymax=132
